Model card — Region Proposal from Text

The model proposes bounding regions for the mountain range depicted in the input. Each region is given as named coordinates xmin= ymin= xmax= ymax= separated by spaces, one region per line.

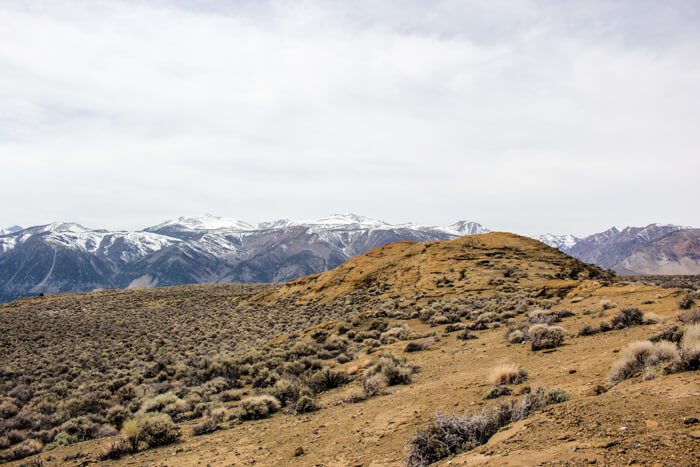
xmin=0 ymin=214 xmax=697 ymax=303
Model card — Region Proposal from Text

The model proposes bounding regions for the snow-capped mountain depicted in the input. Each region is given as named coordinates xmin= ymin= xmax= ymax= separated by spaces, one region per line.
xmin=537 ymin=223 xmax=695 ymax=273
xmin=537 ymin=233 xmax=581 ymax=250
xmin=0 ymin=214 xmax=488 ymax=302
xmin=2 ymin=215 xmax=696 ymax=303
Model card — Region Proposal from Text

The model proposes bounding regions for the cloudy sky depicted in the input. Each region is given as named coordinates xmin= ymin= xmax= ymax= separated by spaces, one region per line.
xmin=1 ymin=0 xmax=698 ymax=236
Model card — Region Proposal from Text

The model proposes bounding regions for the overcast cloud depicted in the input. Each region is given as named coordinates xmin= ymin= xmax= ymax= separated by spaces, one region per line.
xmin=1 ymin=0 xmax=698 ymax=236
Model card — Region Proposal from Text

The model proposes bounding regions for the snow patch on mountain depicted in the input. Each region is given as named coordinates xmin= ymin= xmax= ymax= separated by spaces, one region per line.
xmin=151 ymin=214 xmax=255 ymax=232
xmin=538 ymin=233 xmax=580 ymax=250
xmin=291 ymin=213 xmax=390 ymax=230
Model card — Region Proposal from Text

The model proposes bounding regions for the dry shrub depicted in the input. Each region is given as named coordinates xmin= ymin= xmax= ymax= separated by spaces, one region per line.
xmin=1 ymin=438 xmax=43 ymax=462
xmin=483 ymin=385 xmax=512 ymax=400
xmin=678 ymin=308 xmax=700 ymax=325
xmin=611 ymin=308 xmax=644 ymax=329
xmin=365 ymin=353 xmax=416 ymax=386
xmin=487 ymin=364 xmax=528 ymax=385
xmin=270 ymin=378 xmax=312 ymax=407
xmin=293 ymin=395 xmax=318 ymax=414
xmin=237 ymin=395 xmax=281 ymax=420
xmin=191 ymin=419 xmax=220 ymax=436
xmin=406 ymin=386 xmax=568 ymax=466
xmin=674 ymin=324 xmax=700 ymax=372
xmin=308 ymin=368 xmax=350 ymax=393
xmin=133 ymin=413 xmax=181 ymax=447
xmin=608 ymin=341 xmax=679 ymax=384
xmin=678 ymin=293 xmax=696 ymax=310
xmin=528 ymin=324 xmax=566 ymax=351
xmin=344 ymin=374 xmax=386 ymax=403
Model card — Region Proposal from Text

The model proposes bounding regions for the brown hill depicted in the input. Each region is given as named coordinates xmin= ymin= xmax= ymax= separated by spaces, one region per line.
xmin=266 ymin=232 xmax=610 ymax=305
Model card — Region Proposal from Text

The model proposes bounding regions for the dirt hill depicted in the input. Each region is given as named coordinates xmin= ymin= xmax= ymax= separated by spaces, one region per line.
xmin=266 ymin=232 xmax=610 ymax=305
xmin=1 ymin=233 xmax=698 ymax=466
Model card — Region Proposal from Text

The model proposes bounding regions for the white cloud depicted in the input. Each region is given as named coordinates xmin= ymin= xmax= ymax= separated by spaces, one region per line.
xmin=0 ymin=0 xmax=698 ymax=235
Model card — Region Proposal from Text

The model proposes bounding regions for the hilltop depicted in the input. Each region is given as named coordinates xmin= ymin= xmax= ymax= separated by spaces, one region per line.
xmin=0 ymin=233 xmax=698 ymax=465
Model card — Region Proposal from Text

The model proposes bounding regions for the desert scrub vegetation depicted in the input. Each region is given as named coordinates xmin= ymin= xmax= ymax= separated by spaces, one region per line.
xmin=608 ymin=323 xmax=700 ymax=384
xmin=507 ymin=322 xmax=567 ymax=351
xmin=406 ymin=386 xmax=570 ymax=466
xmin=236 ymin=395 xmax=281 ymax=420
xmin=578 ymin=307 xmax=659 ymax=337
xmin=99 ymin=413 xmax=181 ymax=460
xmin=344 ymin=353 xmax=418 ymax=403
xmin=505 ymin=308 xmax=574 ymax=350
xmin=0 ymin=283 xmax=428 ymax=461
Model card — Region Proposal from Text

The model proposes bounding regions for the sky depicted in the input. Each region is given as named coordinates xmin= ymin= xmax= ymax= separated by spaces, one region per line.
xmin=1 ymin=0 xmax=699 ymax=236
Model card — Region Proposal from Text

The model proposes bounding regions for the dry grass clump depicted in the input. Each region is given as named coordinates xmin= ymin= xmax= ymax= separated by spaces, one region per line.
xmin=608 ymin=327 xmax=700 ymax=385
xmin=406 ymin=386 xmax=569 ymax=466
xmin=608 ymin=341 xmax=678 ymax=384
xmin=487 ymin=364 xmax=528 ymax=385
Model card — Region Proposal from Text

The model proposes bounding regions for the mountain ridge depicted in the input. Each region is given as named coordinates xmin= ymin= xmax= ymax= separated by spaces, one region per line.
xmin=1 ymin=216 xmax=698 ymax=303
xmin=0 ymin=214 xmax=488 ymax=303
